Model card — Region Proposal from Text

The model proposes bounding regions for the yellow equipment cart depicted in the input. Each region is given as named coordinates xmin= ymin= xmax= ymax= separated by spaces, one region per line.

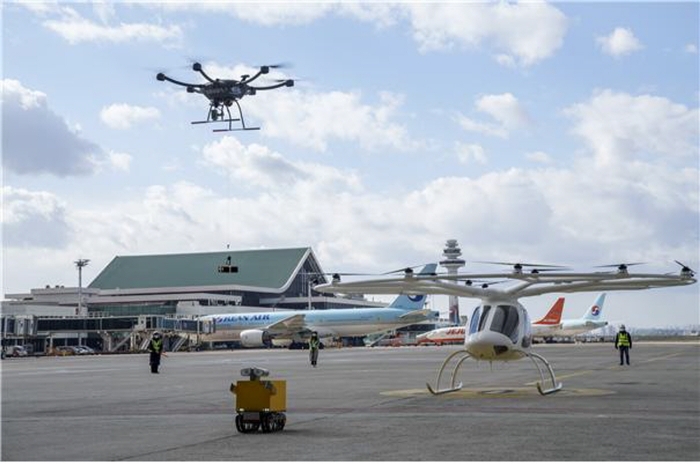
xmin=230 ymin=367 xmax=287 ymax=433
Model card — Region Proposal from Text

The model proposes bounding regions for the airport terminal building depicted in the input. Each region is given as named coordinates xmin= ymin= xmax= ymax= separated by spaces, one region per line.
xmin=2 ymin=247 xmax=427 ymax=352
xmin=3 ymin=247 xmax=385 ymax=317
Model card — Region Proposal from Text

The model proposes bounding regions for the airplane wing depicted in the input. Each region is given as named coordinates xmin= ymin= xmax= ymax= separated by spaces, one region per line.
xmin=315 ymin=268 xmax=696 ymax=299
xmin=399 ymin=308 xmax=439 ymax=321
xmin=265 ymin=314 xmax=306 ymax=334
xmin=264 ymin=314 xmax=337 ymax=340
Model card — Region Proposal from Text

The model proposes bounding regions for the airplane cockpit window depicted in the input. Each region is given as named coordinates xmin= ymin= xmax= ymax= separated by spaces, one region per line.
xmin=490 ymin=305 xmax=520 ymax=343
xmin=477 ymin=305 xmax=492 ymax=332
xmin=469 ymin=306 xmax=481 ymax=335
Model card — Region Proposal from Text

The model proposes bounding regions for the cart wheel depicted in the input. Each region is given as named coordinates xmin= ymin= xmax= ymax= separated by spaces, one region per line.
xmin=275 ymin=412 xmax=286 ymax=431
xmin=260 ymin=412 xmax=272 ymax=433
xmin=235 ymin=414 xmax=260 ymax=433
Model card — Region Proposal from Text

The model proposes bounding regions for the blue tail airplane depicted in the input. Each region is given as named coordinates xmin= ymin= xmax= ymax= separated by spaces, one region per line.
xmin=203 ymin=264 xmax=439 ymax=347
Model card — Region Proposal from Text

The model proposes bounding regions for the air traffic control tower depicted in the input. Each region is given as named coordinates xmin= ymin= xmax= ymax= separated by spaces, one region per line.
xmin=440 ymin=239 xmax=466 ymax=325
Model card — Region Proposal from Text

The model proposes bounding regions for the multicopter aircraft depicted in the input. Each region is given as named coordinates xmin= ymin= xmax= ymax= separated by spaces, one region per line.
xmin=156 ymin=62 xmax=294 ymax=132
xmin=416 ymin=296 xmax=564 ymax=345
xmin=203 ymin=264 xmax=439 ymax=348
xmin=316 ymin=261 xmax=696 ymax=395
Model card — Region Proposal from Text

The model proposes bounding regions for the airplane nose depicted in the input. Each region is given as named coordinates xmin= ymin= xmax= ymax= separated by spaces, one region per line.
xmin=466 ymin=331 xmax=513 ymax=360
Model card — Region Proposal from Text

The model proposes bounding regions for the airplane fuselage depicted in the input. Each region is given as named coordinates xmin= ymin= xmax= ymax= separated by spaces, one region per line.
xmin=202 ymin=307 xmax=437 ymax=343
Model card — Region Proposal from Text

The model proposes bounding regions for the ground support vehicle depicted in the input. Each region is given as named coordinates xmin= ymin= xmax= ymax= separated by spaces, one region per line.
xmin=230 ymin=367 xmax=287 ymax=433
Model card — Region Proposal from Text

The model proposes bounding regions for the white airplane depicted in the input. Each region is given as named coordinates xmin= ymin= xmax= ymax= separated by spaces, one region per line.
xmin=204 ymin=264 xmax=439 ymax=348
xmin=316 ymin=261 xmax=696 ymax=395
xmin=415 ymin=297 xmax=563 ymax=345
xmin=537 ymin=293 xmax=608 ymax=338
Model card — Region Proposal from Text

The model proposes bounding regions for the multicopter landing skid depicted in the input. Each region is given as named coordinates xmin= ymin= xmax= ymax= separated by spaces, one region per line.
xmin=191 ymin=101 xmax=260 ymax=132
xmin=425 ymin=349 xmax=562 ymax=396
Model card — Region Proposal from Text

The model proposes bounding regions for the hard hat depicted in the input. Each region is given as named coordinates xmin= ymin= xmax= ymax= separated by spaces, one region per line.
xmin=153 ymin=331 xmax=161 ymax=338
xmin=619 ymin=325 xmax=625 ymax=331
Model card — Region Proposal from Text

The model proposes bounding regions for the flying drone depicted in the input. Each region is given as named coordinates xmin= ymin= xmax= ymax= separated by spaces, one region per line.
xmin=156 ymin=62 xmax=294 ymax=132
xmin=316 ymin=260 xmax=696 ymax=396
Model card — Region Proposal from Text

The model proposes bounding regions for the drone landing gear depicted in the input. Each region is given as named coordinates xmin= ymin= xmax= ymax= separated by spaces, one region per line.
xmin=191 ymin=100 xmax=260 ymax=132
xmin=517 ymin=350 xmax=562 ymax=395
xmin=426 ymin=349 xmax=563 ymax=396
xmin=426 ymin=349 xmax=472 ymax=395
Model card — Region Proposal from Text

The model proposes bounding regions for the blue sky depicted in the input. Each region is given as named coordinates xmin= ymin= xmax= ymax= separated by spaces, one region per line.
xmin=2 ymin=2 xmax=698 ymax=327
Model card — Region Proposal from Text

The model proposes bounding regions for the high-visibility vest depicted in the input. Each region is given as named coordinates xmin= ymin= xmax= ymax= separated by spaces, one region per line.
xmin=309 ymin=338 xmax=320 ymax=350
xmin=617 ymin=332 xmax=630 ymax=347
xmin=152 ymin=339 xmax=162 ymax=352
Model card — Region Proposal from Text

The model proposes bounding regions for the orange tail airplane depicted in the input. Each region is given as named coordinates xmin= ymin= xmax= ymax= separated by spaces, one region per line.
xmin=417 ymin=297 xmax=564 ymax=345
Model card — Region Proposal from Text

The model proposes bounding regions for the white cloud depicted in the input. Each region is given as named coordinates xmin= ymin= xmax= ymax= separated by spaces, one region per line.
xmin=102 ymin=151 xmax=132 ymax=172
xmin=457 ymin=93 xmax=530 ymax=138
xmin=455 ymin=143 xmax=488 ymax=165
xmin=201 ymin=136 xmax=362 ymax=192
xmin=685 ymin=43 xmax=698 ymax=54
xmin=596 ymin=27 xmax=643 ymax=58
xmin=476 ymin=93 xmax=531 ymax=128
xmin=564 ymin=89 xmax=699 ymax=168
xmin=2 ymin=79 xmax=99 ymax=176
xmin=41 ymin=6 xmax=182 ymax=44
xmin=405 ymin=2 xmax=568 ymax=66
xmin=2 ymin=186 xmax=72 ymax=248
xmin=144 ymin=3 xmax=567 ymax=66
xmin=100 ymin=104 xmax=160 ymax=129
xmin=526 ymin=151 xmax=553 ymax=164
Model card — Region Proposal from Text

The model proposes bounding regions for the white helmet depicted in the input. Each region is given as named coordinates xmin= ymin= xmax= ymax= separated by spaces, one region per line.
xmin=619 ymin=325 xmax=626 ymax=331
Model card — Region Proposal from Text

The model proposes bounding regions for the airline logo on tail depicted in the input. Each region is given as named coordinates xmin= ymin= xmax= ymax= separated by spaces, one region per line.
xmin=389 ymin=264 xmax=437 ymax=310
xmin=533 ymin=297 xmax=564 ymax=325
xmin=583 ymin=293 xmax=606 ymax=321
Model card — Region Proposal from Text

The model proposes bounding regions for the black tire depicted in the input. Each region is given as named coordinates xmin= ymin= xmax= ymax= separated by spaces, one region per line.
xmin=235 ymin=414 xmax=260 ymax=433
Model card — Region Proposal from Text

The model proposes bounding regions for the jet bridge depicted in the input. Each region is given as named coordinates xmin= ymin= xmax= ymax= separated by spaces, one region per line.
xmin=1 ymin=314 xmax=214 ymax=353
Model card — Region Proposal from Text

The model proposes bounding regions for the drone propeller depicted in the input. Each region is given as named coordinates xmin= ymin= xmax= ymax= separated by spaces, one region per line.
xmin=464 ymin=279 xmax=510 ymax=288
xmin=594 ymin=262 xmax=646 ymax=274
xmin=674 ymin=260 xmax=696 ymax=277
xmin=260 ymin=62 xmax=292 ymax=70
xmin=476 ymin=261 xmax=568 ymax=274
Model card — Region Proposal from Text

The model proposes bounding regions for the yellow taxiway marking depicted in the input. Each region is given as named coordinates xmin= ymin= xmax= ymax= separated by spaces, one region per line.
xmin=381 ymin=387 xmax=613 ymax=399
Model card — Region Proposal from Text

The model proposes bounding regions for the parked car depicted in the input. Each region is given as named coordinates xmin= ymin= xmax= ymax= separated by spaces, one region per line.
xmin=73 ymin=345 xmax=96 ymax=355
xmin=8 ymin=345 xmax=28 ymax=357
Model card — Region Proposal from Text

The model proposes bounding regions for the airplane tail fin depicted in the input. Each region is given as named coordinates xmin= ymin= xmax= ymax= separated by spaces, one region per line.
xmin=389 ymin=263 xmax=437 ymax=310
xmin=533 ymin=297 xmax=564 ymax=325
xmin=582 ymin=293 xmax=606 ymax=321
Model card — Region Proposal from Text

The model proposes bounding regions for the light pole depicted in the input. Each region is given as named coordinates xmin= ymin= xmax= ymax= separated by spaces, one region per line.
xmin=75 ymin=259 xmax=90 ymax=346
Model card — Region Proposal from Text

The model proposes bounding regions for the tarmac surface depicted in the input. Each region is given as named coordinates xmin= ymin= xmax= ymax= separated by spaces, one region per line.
xmin=2 ymin=341 xmax=699 ymax=461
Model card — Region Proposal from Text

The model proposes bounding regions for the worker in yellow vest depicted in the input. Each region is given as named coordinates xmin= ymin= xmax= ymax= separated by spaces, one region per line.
xmin=309 ymin=332 xmax=320 ymax=367
xmin=149 ymin=332 xmax=165 ymax=374
xmin=614 ymin=324 xmax=632 ymax=366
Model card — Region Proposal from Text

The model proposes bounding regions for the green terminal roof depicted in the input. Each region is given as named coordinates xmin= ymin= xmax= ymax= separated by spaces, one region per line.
xmin=89 ymin=248 xmax=311 ymax=291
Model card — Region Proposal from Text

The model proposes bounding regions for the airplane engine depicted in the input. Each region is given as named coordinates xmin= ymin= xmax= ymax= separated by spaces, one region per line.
xmin=240 ymin=329 xmax=272 ymax=348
